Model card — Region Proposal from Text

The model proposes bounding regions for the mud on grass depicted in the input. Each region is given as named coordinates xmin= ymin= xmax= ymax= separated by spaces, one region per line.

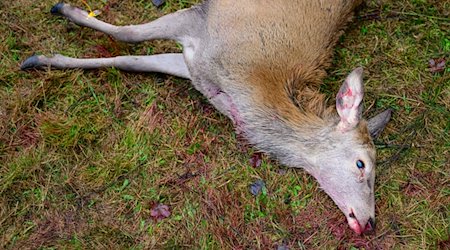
xmin=1 ymin=0 xmax=449 ymax=249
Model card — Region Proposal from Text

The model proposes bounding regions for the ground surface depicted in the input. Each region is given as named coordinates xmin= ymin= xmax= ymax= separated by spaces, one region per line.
xmin=0 ymin=0 xmax=449 ymax=249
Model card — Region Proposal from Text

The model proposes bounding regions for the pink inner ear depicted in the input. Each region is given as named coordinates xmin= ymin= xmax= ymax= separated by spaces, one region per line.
xmin=337 ymin=83 xmax=359 ymax=109
xmin=336 ymin=68 xmax=364 ymax=132
xmin=342 ymin=87 xmax=353 ymax=98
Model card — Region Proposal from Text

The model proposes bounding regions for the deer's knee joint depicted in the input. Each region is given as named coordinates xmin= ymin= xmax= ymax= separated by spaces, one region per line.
xmin=113 ymin=26 xmax=141 ymax=43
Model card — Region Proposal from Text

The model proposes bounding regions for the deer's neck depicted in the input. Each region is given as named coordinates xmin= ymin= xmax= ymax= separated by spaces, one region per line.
xmin=240 ymin=101 xmax=339 ymax=173
xmin=229 ymin=63 xmax=339 ymax=172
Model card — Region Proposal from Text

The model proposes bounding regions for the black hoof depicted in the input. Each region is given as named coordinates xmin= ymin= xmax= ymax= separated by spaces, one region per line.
xmin=50 ymin=2 xmax=65 ymax=15
xmin=20 ymin=55 xmax=42 ymax=70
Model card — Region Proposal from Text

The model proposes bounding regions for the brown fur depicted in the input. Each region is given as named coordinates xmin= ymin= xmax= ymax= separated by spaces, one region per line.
xmin=210 ymin=0 xmax=362 ymax=126
xmin=357 ymin=120 xmax=376 ymax=150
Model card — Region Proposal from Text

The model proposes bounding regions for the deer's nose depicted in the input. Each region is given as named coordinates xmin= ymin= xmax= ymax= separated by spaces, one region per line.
xmin=364 ymin=217 xmax=376 ymax=232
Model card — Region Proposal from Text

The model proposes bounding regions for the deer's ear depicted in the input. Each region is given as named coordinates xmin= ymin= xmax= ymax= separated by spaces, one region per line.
xmin=336 ymin=67 xmax=364 ymax=132
xmin=368 ymin=109 xmax=392 ymax=138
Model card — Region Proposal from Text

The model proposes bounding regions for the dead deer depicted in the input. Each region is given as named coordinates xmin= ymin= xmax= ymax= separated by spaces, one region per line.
xmin=21 ymin=1 xmax=392 ymax=235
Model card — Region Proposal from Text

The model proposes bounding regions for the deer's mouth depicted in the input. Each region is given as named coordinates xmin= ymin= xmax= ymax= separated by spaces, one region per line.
xmin=347 ymin=209 xmax=375 ymax=235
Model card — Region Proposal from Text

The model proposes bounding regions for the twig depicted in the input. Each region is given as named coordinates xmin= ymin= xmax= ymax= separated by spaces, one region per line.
xmin=358 ymin=10 xmax=450 ymax=22
xmin=376 ymin=143 xmax=427 ymax=149
xmin=391 ymin=11 xmax=450 ymax=22
xmin=378 ymin=113 xmax=425 ymax=168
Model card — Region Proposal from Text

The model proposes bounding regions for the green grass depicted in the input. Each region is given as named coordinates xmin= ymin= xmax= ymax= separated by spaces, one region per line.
xmin=1 ymin=0 xmax=449 ymax=249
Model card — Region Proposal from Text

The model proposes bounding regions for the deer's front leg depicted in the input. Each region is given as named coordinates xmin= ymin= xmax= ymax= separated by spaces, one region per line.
xmin=50 ymin=2 xmax=203 ymax=44
xmin=21 ymin=53 xmax=191 ymax=79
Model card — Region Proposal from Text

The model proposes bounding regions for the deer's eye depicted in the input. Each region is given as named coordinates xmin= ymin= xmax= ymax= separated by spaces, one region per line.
xmin=356 ymin=160 xmax=365 ymax=169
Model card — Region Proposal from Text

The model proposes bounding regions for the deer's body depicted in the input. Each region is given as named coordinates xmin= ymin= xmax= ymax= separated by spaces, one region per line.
xmin=21 ymin=0 xmax=392 ymax=235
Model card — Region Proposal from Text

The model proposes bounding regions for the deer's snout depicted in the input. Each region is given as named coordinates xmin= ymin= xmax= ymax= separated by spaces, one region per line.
xmin=366 ymin=217 xmax=376 ymax=232
xmin=348 ymin=211 xmax=375 ymax=235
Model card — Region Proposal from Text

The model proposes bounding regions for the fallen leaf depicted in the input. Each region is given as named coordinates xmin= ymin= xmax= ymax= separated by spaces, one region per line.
xmin=249 ymin=152 xmax=263 ymax=168
xmin=277 ymin=243 xmax=289 ymax=250
xmin=429 ymin=58 xmax=446 ymax=73
xmin=249 ymin=179 xmax=266 ymax=196
xmin=438 ymin=239 xmax=450 ymax=250
xmin=152 ymin=0 xmax=166 ymax=7
xmin=150 ymin=203 xmax=171 ymax=221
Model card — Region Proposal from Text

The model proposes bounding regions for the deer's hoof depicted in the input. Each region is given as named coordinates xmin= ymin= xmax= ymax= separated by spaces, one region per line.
xmin=20 ymin=55 xmax=41 ymax=70
xmin=50 ymin=2 xmax=64 ymax=15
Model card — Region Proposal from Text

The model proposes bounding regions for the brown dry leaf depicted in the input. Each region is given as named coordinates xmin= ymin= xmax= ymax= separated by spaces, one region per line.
xmin=249 ymin=152 xmax=263 ymax=168
xmin=428 ymin=58 xmax=446 ymax=73
xmin=150 ymin=203 xmax=171 ymax=221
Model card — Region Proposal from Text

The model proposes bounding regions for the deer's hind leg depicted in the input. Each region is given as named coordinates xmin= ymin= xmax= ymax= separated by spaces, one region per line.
xmin=21 ymin=53 xmax=190 ymax=79
xmin=50 ymin=2 xmax=204 ymax=45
